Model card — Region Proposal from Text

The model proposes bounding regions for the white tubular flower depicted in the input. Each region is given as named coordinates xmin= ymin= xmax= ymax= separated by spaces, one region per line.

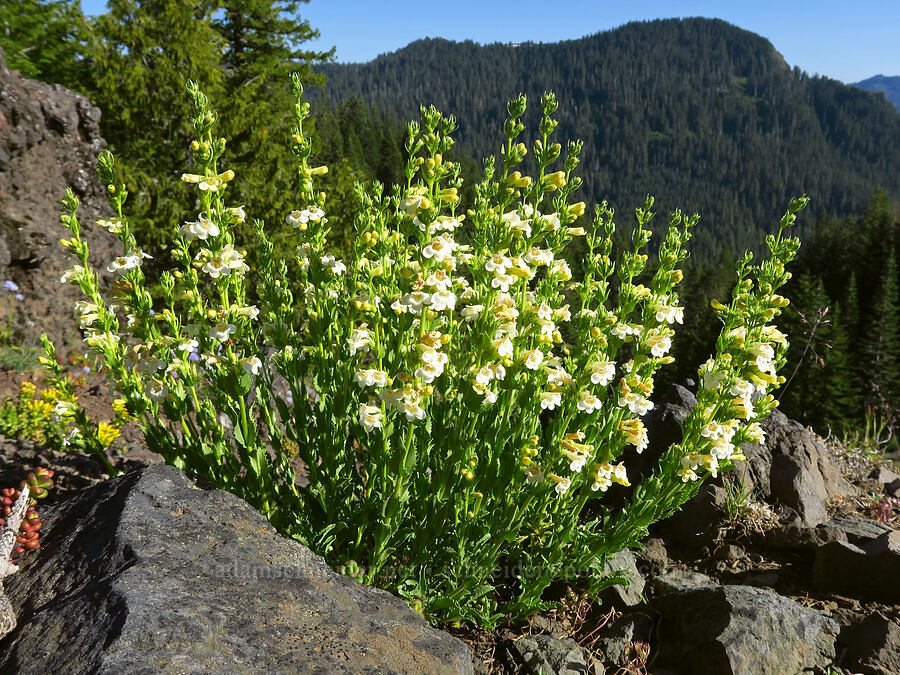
xmin=60 ymin=265 xmax=86 ymax=284
xmin=460 ymin=305 xmax=484 ymax=323
xmin=618 ymin=391 xmax=653 ymax=416
xmin=746 ymin=421 xmax=765 ymax=444
xmin=415 ymin=361 xmax=444 ymax=384
xmin=701 ymin=454 xmax=720 ymax=478
xmin=347 ymin=324 xmax=373 ymax=356
xmin=202 ymin=254 xmax=230 ymax=279
xmin=710 ymin=437 xmax=735 ymax=460
xmin=524 ymin=247 xmax=553 ymax=266
xmin=522 ymin=349 xmax=544 ymax=371
xmin=493 ymin=337 xmax=514 ymax=359
xmin=430 ymin=290 xmax=457 ymax=312
xmin=107 ymin=254 xmax=141 ymax=275
xmin=484 ymin=254 xmax=512 ymax=274
xmin=610 ymin=463 xmax=631 ymax=487
xmin=474 ymin=366 xmax=494 ymax=386
xmin=540 ymin=391 xmax=562 ymax=410
xmin=390 ymin=298 xmax=408 ymax=314
xmin=400 ymin=192 xmax=431 ymax=215
xmin=228 ymin=206 xmax=246 ymax=223
xmin=762 ymin=325 xmax=788 ymax=346
xmin=146 ymin=378 xmax=168 ymax=401
xmin=491 ymin=273 xmax=516 ymax=292
xmin=587 ymin=361 xmax=616 ymax=386
xmin=490 ymin=363 xmax=506 ymax=380
xmin=540 ymin=212 xmax=561 ymax=231
xmin=320 ymin=254 xmax=346 ymax=275
xmin=354 ymin=369 xmax=389 ymax=388
xmin=549 ymin=259 xmax=572 ymax=281
xmin=750 ymin=343 xmax=776 ymax=373
xmin=422 ymin=235 xmax=456 ymax=262
xmin=591 ymin=474 xmax=611 ymax=492
xmin=611 ymin=322 xmax=633 ymax=340
xmin=653 ymin=299 xmax=684 ymax=325
xmin=525 ymin=464 xmax=544 ymax=484
xmin=621 ymin=418 xmax=649 ymax=453
xmin=402 ymin=400 xmax=426 ymax=422
xmin=176 ymin=338 xmax=199 ymax=352
xmin=699 ymin=359 xmax=726 ymax=390
xmin=549 ymin=474 xmax=571 ymax=495
xmin=645 ymin=333 xmax=672 ymax=358
xmin=577 ymin=392 xmax=602 ymax=413
xmin=425 ymin=270 xmax=452 ymax=290
xmin=220 ymin=245 xmax=249 ymax=274
xmin=402 ymin=291 xmax=431 ymax=312
xmin=546 ymin=367 xmax=574 ymax=388
xmin=358 ymin=403 xmax=384 ymax=433
xmin=52 ymin=400 xmax=77 ymax=419
xmin=240 ymin=356 xmax=262 ymax=375
xmin=208 ymin=322 xmax=237 ymax=342
xmin=183 ymin=213 xmax=220 ymax=241
xmin=435 ymin=216 xmax=460 ymax=231
xmin=96 ymin=217 xmax=124 ymax=233
xmin=535 ymin=302 xmax=553 ymax=321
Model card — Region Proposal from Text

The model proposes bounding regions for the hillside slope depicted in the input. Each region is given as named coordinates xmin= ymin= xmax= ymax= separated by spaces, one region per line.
xmin=317 ymin=18 xmax=900 ymax=258
xmin=852 ymin=74 xmax=900 ymax=111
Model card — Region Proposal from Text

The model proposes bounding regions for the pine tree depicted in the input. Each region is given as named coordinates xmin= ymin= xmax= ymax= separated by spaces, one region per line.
xmin=779 ymin=274 xmax=833 ymax=428
xmin=861 ymin=256 xmax=900 ymax=410
xmin=822 ymin=300 xmax=862 ymax=429
xmin=0 ymin=0 xmax=89 ymax=87
xmin=87 ymin=0 xmax=226 ymax=249
xmin=213 ymin=0 xmax=333 ymax=240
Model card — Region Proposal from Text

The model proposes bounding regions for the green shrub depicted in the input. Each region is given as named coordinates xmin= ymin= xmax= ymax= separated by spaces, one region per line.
xmin=54 ymin=77 xmax=803 ymax=627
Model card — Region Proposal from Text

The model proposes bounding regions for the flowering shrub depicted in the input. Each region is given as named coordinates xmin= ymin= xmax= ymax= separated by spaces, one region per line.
xmin=55 ymin=77 xmax=803 ymax=627
xmin=0 ymin=363 xmax=129 ymax=475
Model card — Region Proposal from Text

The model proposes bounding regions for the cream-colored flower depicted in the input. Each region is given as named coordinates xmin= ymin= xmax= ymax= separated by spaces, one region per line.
xmin=208 ymin=322 xmax=236 ymax=342
xmin=358 ymin=403 xmax=384 ymax=433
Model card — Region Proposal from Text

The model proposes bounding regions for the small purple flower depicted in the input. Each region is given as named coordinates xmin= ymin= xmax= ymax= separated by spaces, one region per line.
xmin=3 ymin=280 xmax=19 ymax=292
xmin=82 ymin=366 xmax=91 ymax=375
xmin=15 ymin=293 xmax=23 ymax=301
xmin=188 ymin=348 xmax=200 ymax=362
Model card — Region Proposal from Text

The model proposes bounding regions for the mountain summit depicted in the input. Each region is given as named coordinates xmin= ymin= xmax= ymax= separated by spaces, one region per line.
xmin=318 ymin=18 xmax=900 ymax=257
xmin=851 ymin=75 xmax=900 ymax=111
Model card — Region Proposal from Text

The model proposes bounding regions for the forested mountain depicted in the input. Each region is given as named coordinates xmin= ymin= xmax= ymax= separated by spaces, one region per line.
xmin=316 ymin=18 xmax=900 ymax=261
xmin=852 ymin=75 xmax=900 ymax=111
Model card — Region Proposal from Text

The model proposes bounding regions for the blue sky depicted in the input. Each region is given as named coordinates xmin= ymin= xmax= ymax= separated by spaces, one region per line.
xmin=79 ymin=0 xmax=899 ymax=83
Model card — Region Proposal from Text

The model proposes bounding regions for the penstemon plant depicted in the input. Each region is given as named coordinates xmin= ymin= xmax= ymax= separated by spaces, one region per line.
xmin=54 ymin=76 xmax=803 ymax=627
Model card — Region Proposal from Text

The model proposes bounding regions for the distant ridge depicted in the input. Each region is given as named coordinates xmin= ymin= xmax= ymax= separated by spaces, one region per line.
xmin=316 ymin=18 xmax=900 ymax=258
xmin=851 ymin=75 xmax=900 ymax=111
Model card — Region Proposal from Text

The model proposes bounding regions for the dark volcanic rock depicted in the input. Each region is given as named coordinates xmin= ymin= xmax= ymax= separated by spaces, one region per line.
xmin=763 ymin=522 xmax=847 ymax=552
xmin=841 ymin=614 xmax=900 ymax=675
xmin=826 ymin=517 xmax=894 ymax=546
xmin=506 ymin=634 xmax=589 ymax=675
xmin=812 ymin=531 xmax=900 ymax=603
xmin=601 ymin=548 xmax=645 ymax=607
xmin=0 ymin=465 xmax=473 ymax=674
xmin=0 ymin=45 xmax=119 ymax=357
xmin=741 ymin=410 xmax=851 ymax=527
xmin=653 ymin=584 xmax=838 ymax=675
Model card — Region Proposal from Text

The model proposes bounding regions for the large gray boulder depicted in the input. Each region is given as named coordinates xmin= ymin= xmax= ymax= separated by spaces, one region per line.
xmin=653 ymin=584 xmax=838 ymax=675
xmin=0 ymin=465 xmax=473 ymax=674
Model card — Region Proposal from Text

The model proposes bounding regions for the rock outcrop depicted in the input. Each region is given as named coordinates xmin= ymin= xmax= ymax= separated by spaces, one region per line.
xmin=0 ymin=45 xmax=118 ymax=357
xmin=0 ymin=464 xmax=473 ymax=674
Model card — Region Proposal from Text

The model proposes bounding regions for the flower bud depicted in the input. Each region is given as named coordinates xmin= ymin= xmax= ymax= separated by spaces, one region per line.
xmin=567 ymin=202 xmax=586 ymax=218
